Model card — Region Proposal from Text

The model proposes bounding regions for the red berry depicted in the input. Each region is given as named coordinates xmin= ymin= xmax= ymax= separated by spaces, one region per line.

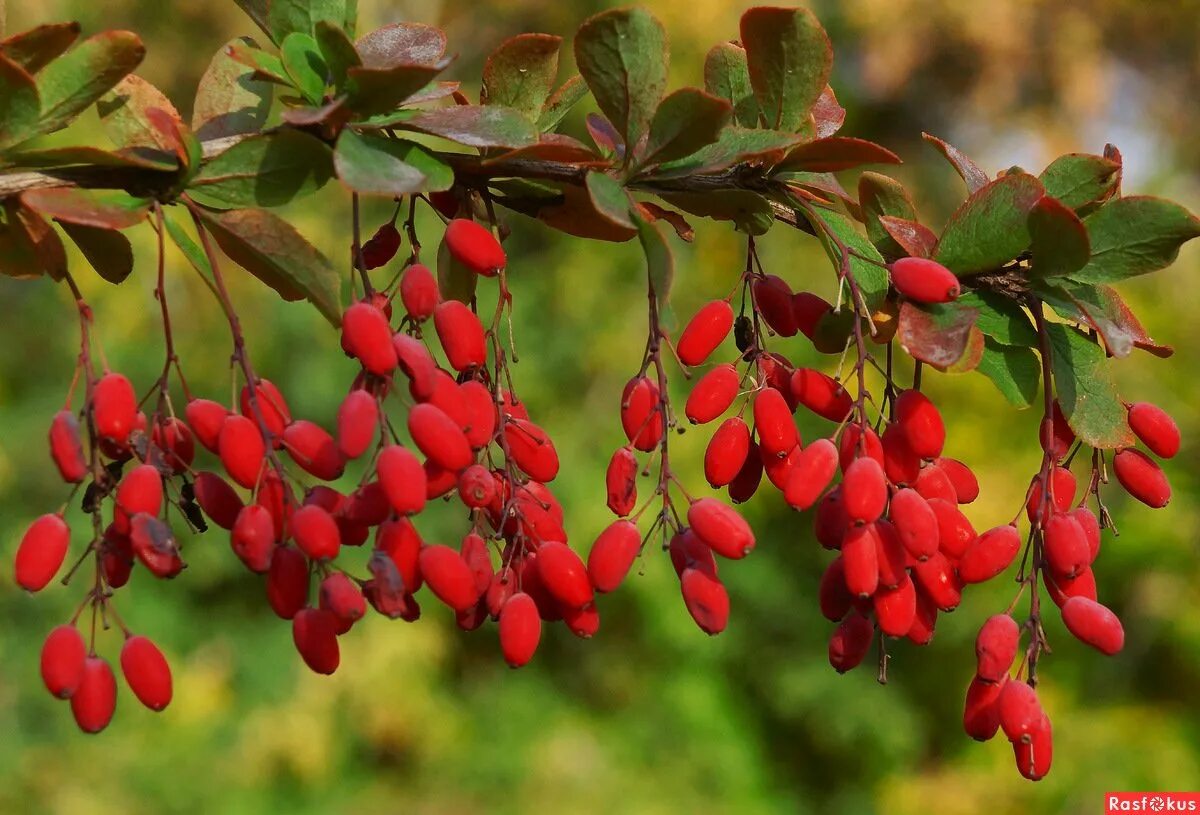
xmin=458 ymin=380 xmax=497 ymax=449
xmin=400 ymin=263 xmax=441 ymax=321
xmin=680 ymin=567 xmax=729 ymax=635
xmin=240 ymin=379 xmax=291 ymax=443
xmin=814 ymin=488 xmax=849 ymax=550
xmin=117 ymin=463 xmax=164 ymax=518
xmin=890 ymin=257 xmax=960 ymax=303
xmin=376 ymin=519 xmax=423 ymax=594
xmin=705 ymin=417 xmax=751 ymax=488
xmin=444 ymin=218 xmax=505 ymax=275
xmin=587 ymin=520 xmax=641 ymax=593
xmin=407 ymin=403 xmax=473 ymax=472
xmin=1043 ymin=512 xmax=1089 ymax=579
xmin=504 ymin=419 xmax=560 ymax=482
xmin=913 ymin=463 xmax=957 ymax=503
xmin=792 ymin=291 xmax=832 ymax=339
xmin=496 ymin=592 xmax=541 ymax=667
xmin=433 ymin=301 xmax=487 ymax=372
xmin=71 ymin=656 xmax=117 ymax=734
xmin=963 ymin=675 xmax=1006 ymax=741
xmin=958 ymin=524 xmax=1022 ymax=584
xmin=685 ymin=364 xmax=740 ymax=424
xmin=753 ymin=387 xmax=798 ymax=457
xmin=120 ymin=635 xmax=172 ymax=711
xmin=537 ymin=541 xmax=593 ymax=609
xmin=727 ymin=440 xmax=764 ymax=504
xmin=935 ymin=456 xmax=979 ymax=503
xmin=783 ymin=439 xmax=838 ymax=510
xmin=761 ymin=442 xmax=801 ymax=492
xmin=283 ymin=421 xmax=344 ymax=481
xmin=888 ymin=488 xmax=939 ymax=561
xmin=1061 ymin=596 xmax=1124 ymax=655
xmin=927 ymin=498 xmax=976 ymax=559
xmin=93 ymin=372 xmax=137 ymax=444
xmin=687 ymin=498 xmax=755 ymax=560
xmin=256 ymin=469 xmax=294 ymax=540
xmin=185 ymin=398 xmax=229 ymax=453
xmin=1013 ymin=712 xmax=1052 ymax=781
xmin=218 ymin=414 xmax=266 ymax=489
xmin=392 ymin=334 xmax=438 ymax=399
xmin=605 ymin=446 xmax=638 ymax=516
xmin=129 ymin=513 xmax=184 ymax=578
xmin=1070 ymin=506 xmax=1101 ymax=563
xmin=377 ymin=445 xmax=427 ymax=515
xmin=40 ymin=625 xmax=86 ymax=699
xmin=1039 ymin=401 xmax=1075 ymax=462
xmin=1113 ymin=448 xmax=1171 ymax=508
xmin=267 ymin=544 xmax=309 ymax=620
xmin=828 ymin=611 xmax=873 ymax=672
xmin=1127 ymin=402 xmax=1180 ymax=459
xmin=677 ymin=300 xmax=734 ymax=366
xmin=875 ymin=519 xmax=907 ymax=588
xmin=49 ymin=410 xmax=87 ymax=483
xmin=841 ymin=523 xmax=880 ymax=597
xmin=292 ymin=504 xmax=341 ymax=561
xmin=320 ymin=572 xmax=366 ymax=625
xmin=838 ymin=424 xmax=884 ymax=471
xmin=336 ymin=389 xmax=378 ymax=459
xmin=292 ymin=607 xmax=340 ymax=674
xmin=669 ymin=529 xmax=717 ymax=579
xmin=15 ymin=513 xmax=70 ymax=592
xmin=975 ymin=614 xmax=1019 ymax=683
xmin=911 ymin=551 xmax=961 ymax=611
xmin=419 ymin=545 xmax=480 ymax=612
xmin=751 ymin=275 xmax=797 ymax=336
xmin=874 ymin=574 xmax=917 ymax=636
xmin=882 ymin=423 xmax=921 ymax=485
xmin=895 ymin=390 xmax=945 ymax=459
xmin=818 ymin=558 xmax=853 ymax=621
xmin=231 ymin=504 xmax=275 ymax=573
xmin=459 ymin=533 xmax=493 ymax=596
xmin=1045 ymin=566 xmax=1098 ymax=609
xmin=621 ymin=376 xmax=663 ymax=452
xmin=344 ymin=302 xmax=399 ymax=376
xmin=841 ymin=456 xmax=887 ymax=525
xmin=907 ymin=590 xmax=938 ymax=646
xmin=563 ymin=602 xmax=600 ymax=639
xmin=790 ymin=368 xmax=852 ymax=422
xmin=998 ymin=680 xmax=1043 ymax=743
xmin=192 ymin=471 xmax=244 ymax=530
xmin=152 ymin=417 xmax=195 ymax=473
xmin=1026 ymin=466 xmax=1078 ymax=521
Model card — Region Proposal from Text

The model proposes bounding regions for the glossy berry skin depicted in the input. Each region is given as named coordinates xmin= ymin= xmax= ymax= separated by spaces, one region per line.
xmin=828 ymin=612 xmax=873 ymax=673
xmin=292 ymin=608 xmax=340 ymax=675
xmin=292 ymin=505 xmax=341 ymax=561
xmin=117 ymin=464 xmax=164 ymax=518
xmin=120 ymin=635 xmax=172 ymax=711
xmin=728 ymin=440 xmax=764 ymax=504
xmin=818 ymin=558 xmax=852 ymax=622
xmin=419 ymin=545 xmax=480 ymax=612
xmin=504 ymin=419 xmax=560 ymax=482
xmin=393 ymin=334 xmax=438 ymax=399
xmin=1013 ymin=713 xmax=1052 ymax=781
xmin=342 ymin=302 xmax=398 ymax=375
xmin=377 ymin=445 xmax=427 ymax=515
xmin=1043 ymin=513 xmax=1089 ymax=579
xmin=499 ymin=592 xmax=541 ymax=667
xmin=888 ymin=489 xmax=939 ymax=561
xmin=841 ymin=457 xmax=887 ymax=525
xmin=1045 ymin=567 xmax=1098 ymax=609
xmin=998 ymin=681 xmax=1043 ymax=744
xmin=266 ymin=545 xmax=309 ymax=620
xmin=93 ymin=372 xmax=137 ymax=444
xmin=621 ymin=376 xmax=663 ymax=452
xmin=751 ymin=275 xmax=797 ymax=337
xmin=605 ymin=447 xmax=638 ymax=516
xmin=240 ymin=380 xmax=291 ymax=442
xmin=399 ymin=263 xmax=440 ymax=321
xmin=283 ymin=421 xmax=344 ymax=481
xmin=433 ymin=301 xmax=487 ymax=371
xmin=705 ymin=417 xmax=751 ymax=488
xmin=685 ymin=364 xmax=739 ymax=425
xmin=586 ymin=520 xmax=641 ymax=593
xmin=192 ymin=472 xmax=244 ymax=530
xmin=71 ymin=657 xmax=117 ymax=734
xmin=407 ymin=403 xmax=473 ymax=472
xmin=457 ymin=464 xmax=496 ymax=508
xmin=838 ymin=424 xmax=884 ymax=472
xmin=320 ymin=572 xmax=366 ymax=625
xmin=890 ymin=257 xmax=961 ymax=303
xmin=841 ymin=524 xmax=880 ymax=598
xmin=1026 ymin=466 xmax=1078 ymax=521
xmin=444 ymin=219 xmax=505 ymax=275
xmin=783 ymin=439 xmax=838 ymax=511
xmin=359 ymin=222 xmax=401 ymax=269
xmin=41 ymin=625 xmax=87 ymax=699
xmin=677 ymin=300 xmax=734 ymax=366
xmin=336 ymin=389 xmax=379 ymax=460
xmin=874 ymin=575 xmax=917 ymax=637
xmin=895 ymin=390 xmax=945 ymax=459
xmin=754 ymin=387 xmax=798 ymax=457
xmin=1127 ymin=402 xmax=1180 ymax=459
xmin=687 ymin=498 xmax=755 ymax=560
xmin=537 ymin=541 xmax=593 ymax=609
xmin=1113 ymin=448 xmax=1171 ymax=508
xmin=680 ymin=567 xmax=729 ymax=635
xmin=49 ymin=410 xmax=88 ymax=483
xmin=911 ymin=552 xmax=962 ymax=612
xmin=963 ymin=675 xmax=1006 ymax=741
xmin=129 ymin=514 xmax=184 ymax=578
xmin=936 ymin=456 xmax=979 ymax=503
xmin=958 ymin=524 xmax=1022 ymax=584
xmin=153 ymin=417 xmax=195 ymax=473
xmin=975 ymin=614 xmax=1020 ymax=683
xmin=1061 ymin=596 xmax=1125 ymax=655
xmin=792 ymin=291 xmax=831 ymax=339
xmin=185 ymin=398 xmax=230 ymax=453
xmin=231 ymin=505 xmax=275 ymax=573
xmin=928 ymin=498 xmax=976 ymax=559
xmin=218 ymin=415 xmax=266 ymax=489
xmin=790 ymin=368 xmax=852 ymax=422
xmin=15 ymin=513 xmax=70 ymax=592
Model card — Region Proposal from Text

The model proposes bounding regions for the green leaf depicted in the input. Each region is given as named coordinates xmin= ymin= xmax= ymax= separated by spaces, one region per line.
xmin=398 ymin=105 xmax=539 ymax=149
xmin=659 ymin=190 xmax=773 ymax=236
xmin=313 ymin=21 xmax=360 ymax=91
xmin=1028 ymin=195 xmax=1089 ymax=278
xmin=858 ymin=172 xmax=917 ymax=259
xmin=437 ymin=236 xmax=477 ymax=304
xmin=1068 ymin=196 xmax=1200 ymax=284
xmin=482 ymin=34 xmax=561 ymax=121
xmin=922 ymin=132 xmax=989 ymax=193
xmin=345 ymin=60 xmax=449 ymax=117
xmin=740 ymin=7 xmax=831 ymax=132
xmin=35 ymin=30 xmax=145 ymax=134
xmin=934 ymin=172 xmax=1045 ymax=275
xmin=956 ymin=290 xmax=1037 ymax=347
xmin=268 ymin=0 xmax=349 ymax=42
xmin=192 ymin=37 xmax=273 ymax=141
xmin=640 ymin=88 xmax=731 ymax=169
xmin=896 ymin=300 xmax=979 ymax=368
xmin=1038 ymin=153 xmax=1120 ymax=211
xmin=537 ymin=75 xmax=587 ymax=132
xmin=60 ymin=222 xmax=133 ymax=284
xmin=0 ymin=54 xmax=40 ymax=149
xmin=188 ymin=130 xmax=333 ymax=209
xmin=97 ymin=74 xmax=182 ymax=150
xmin=162 ymin=208 xmax=214 ymax=281
xmin=573 ymin=8 xmax=667 ymax=155
xmin=651 ymin=127 xmax=802 ymax=180
xmin=21 ymin=188 xmax=150 ymax=229
xmin=635 ymin=214 xmax=674 ymax=301
xmin=224 ymin=40 xmax=291 ymax=86
xmin=803 ymin=206 xmax=889 ymax=312
xmin=703 ymin=42 xmax=759 ymax=128
xmin=280 ymin=33 xmax=328 ymax=105
xmin=0 ymin=23 xmax=81 ymax=74
xmin=1046 ymin=322 xmax=1133 ymax=449
xmin=197 ymin=206 xmax=342 ymax=325
xmin=1035 ymin=280 xmax=1172 ymax=360
xmin=975 ymin=339 xmax=1039 ymax=408
xmin=333 ymin=129 xmax=453 ymax=196
xmin=585 ymin=171 xmax=634 ymax=230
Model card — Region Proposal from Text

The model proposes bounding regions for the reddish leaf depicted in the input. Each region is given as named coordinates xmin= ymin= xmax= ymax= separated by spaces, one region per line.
xmin=586 ymin=113 xmax=624 ymax=160
xmin=482 ymin=133 xmax=604 ymax=166
xmin=398 ymin=105 xmax=538 ymax=149
xmin=637 ymin=202 xmax=695 ymax=242
xmin=356 ymin=23 xmax=446 ymax=69
xmin=897 ymin=301 xmax=979 ymax=368
xmin=538 ymin=183 xmax=637 ymax=243
xmin=934 ymin=325 xmax=985 ymax=373
xmin=1039 ymin=282 xmax=1173 ymax=359
xmin=97 ymin=75 xmax=182 ymax=151
xmin=776 ymin=136 xmax=900 ymax=173
xmin=878 ymin=215 xmax=937 ymax=258
xmin=0 ymin=22 xmax=80 ymax=74
xmin=922 ymin=132 xmax=989 ymax=193
xmin=859 ymin=172 xmax=917 ymax=258
xmin=21 ymin=188 xmax=150 ymax=230
xmin=11 ymin=203 xmax=67 ymax=280
xmin=812 ymin=85 xmax=845 ymax=138
xmin=934 ymin=173 xmax=1045 ymax=275
xmin=1 ymin=145 xmax=176 ymax=171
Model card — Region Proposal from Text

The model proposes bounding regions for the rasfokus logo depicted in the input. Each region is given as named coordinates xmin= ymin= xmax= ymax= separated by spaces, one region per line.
xmin=1106 ymin=793 xmax=1200 ymax=813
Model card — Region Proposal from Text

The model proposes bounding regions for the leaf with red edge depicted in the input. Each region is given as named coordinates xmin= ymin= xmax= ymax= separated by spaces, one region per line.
xmin=812 ymin=85 xmax=845 ymax=138
xmin=192 ymin=37 xmax=273 ymax=141
xmin=97 ymin=75 xmax=182 ymax=150
xmin=1038 ymin=152 xmax=1120 ymax=212
xmin=482 ymin=133 xmax=603 ymax=166
xmin=775 ymin=137 xmax=900 ymax=173
xmin=897 ymin=300 xmax=979 ymax=368
xmin=859 ymin=172 xmax=917 ymax=259
xmin=1028 ymin=195 xmax=1089 ymax=278
xmin=935 ymin=326 xmax=985 ymax=373
xmin=740 ymin=6 xmax=831 ymax=132
xmin=1 ymin=145 xmax=176 ymax=171
xmin=878 ymin=215 xmax=936 ymax=259
xmin=1046 ymin=323 xmax=1134 ymax=449
xmin=640 ymin=88 xmax=732 ymax=168
xmin=922 ymin=132 xmax=989 ymax=193
xmin=703 ymin=42 xmax=759 ymax=128
xmin=21 ymin=188 xmax=150 ymax=229
xmin=0 ymin=22 xmax=80 ymax=74
xmin=1036 ymin=281 xmax=1172 ymax=359
xmin=637 ymin=202 xmax=694 ymax=242
xmin=1069 ymin=196 xmax=1200 ymax=284
xmin=356 ymin=22 xmax=446 ymax=69
xmin=481 ymin=33 xmax=561 ymax=121
xmin=537 ymin=75 xmax=587 ymax=132
xmin=934 ymin=173 xmax=1045 ymax=275
xmin=398 ymin=105 xmax=538 ymax=149
xmin=0 ymin=53 xmax=40 ymax=149
xmin=345 ymin=59 xmax=451 ymax=117
xmin=35 ymin=30 xmax=146 ymax=135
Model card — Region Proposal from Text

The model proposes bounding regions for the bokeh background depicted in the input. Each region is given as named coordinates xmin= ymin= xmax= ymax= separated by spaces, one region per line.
xmin=2 ymin=1 xmax=1198 ymax=813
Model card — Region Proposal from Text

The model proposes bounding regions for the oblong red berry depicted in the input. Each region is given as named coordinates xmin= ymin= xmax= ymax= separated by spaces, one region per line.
xmin=400 ymin=263 xmax=441 ymax=320
xmin=838 ymin=424 xmax=884 ymax=472
xmin=907 ymin=590 xmax=938 ymax=646
xmin=433 ymin=300 xmax=487 ymax=372
xmin=444 ymin=219 xmax=505 ymax=275
xmin=93 ymin=372 xmax=137 ymax=444
xmin=456 ymin=464 xmax=495 ymax=508
xmin=975 ymin=614 xmax=1020 ymax=683
xmin=117 ymin=463 xmax=164 ymax=519
xmin=754 ymin=387 xmax=798 ymax=457
xmin=761 ymin=443 xmax=800 ymax=492
xmin=120 ymin=635 xmax=172 ymax=711
xmin=958 ymin=524 xmax=1022 ymax=584
xmin=377 ymin=445 xmax=427 ymax=515
xmin=874 ymin=575 xmax=917 ymax=636
xmin=882 ymin=423 xmax=921 ymax=485
xmin=393 ymin=333 xmax=438 ymax=399
xmin=292 ymin=505 xmax=341 ymax=561
xmin=458 ymin=380 xmax=497 ymax=449
xmin=504 ymin=419 xmax=560 ymax=482
xmin=152 ymin=417 xmax=195 ymax=473
xmin=240 ymin=379 xmax=291 ymax=443
xmin=680 ymin=567 xmax=729 ymax=635
xmin=685 ymin=364 xmax=740 ymax=425
xmin=129 ymin=513 xmax=184 ymax=578
xmin=621 ymin=376 xmax=663 ymax=452
xmin=1013 ymin=712 xmax=1052 ymax=781
xmin=911 ymin=551 xmax=962 ymax=611
xmin=15 ymin=513 xmax=70 ymax=592
xmin=563 ymin=602 xmax=600 ymax=639
xmin=185 ymin=398 xmax=229 ymax=453
xmin=1026 ymin=466 xmax=1077 ymax=521
xmin=790 ymin=368 xmax=852 ymax=422
xmin=677 ymin=300 xmax=734 ymax=366
xmin=963 ymin=675 xmax=1006 ymax=741
xmin=936 ymin=456 xmax=979 ymax=503
xmin=336 ymin=389 xmax=379 ymax=460
xmin=828 ymin=611 xmax=873 ymax=673
xmin=927 ymin=498 xmax=976 ymax=559
xmin=728 ymin=440 xmax=764 ymax=504
xmin=407 ymin=403 xmax=473 ymax=472
xmin=1040 ymin=401 xmax=1075 ymax=462
xmin=231 ymin=504 xmax=275 ymax=573
xmin=1113 ymin=448 xmax=1171 ymax=508
xmin=792 ymin=291 xmax=831 ymax=339
xmin=499 ymin=592 xmax=542 ymax=666
xmin=267 ymin=544 xmax=309 ymax=620
xmin=537 ymin=541 xmax=593 ymax=609
xmin=218 ymin=414 xmax=266 ymax=489
xmin=814 ymin=488 xmax=849 ymax=550
xmin=841 ymin=524 xmax=880 ymax=598
xmin=1043 ymin=512 xmax=1089 ymax=579
xmin=320 ymin=572 xmax=366 ymax=625
xmin=1070 ymin=506 xmax=1101 ymax=563
xmin=842 ymin=456 xmax=887 ymax=525
xmin=890 ymin=257 xmax=960 ymax=303
xmin=193 ymin=471 xmax=244 ymax=530
xmin=419 ymin=544 xmax=481 ymax=612
xmin=687 ymin=498 xmax=755 ymax=560
xmin=71 ymin=656 xmax=117 ymax=733
xmin=895 ymin=389 xmax=944 ymax=459
xmin=913 ymin=463 xmax=957 ymax=503
xmin=292 ymin=607 xmax=340 ymax=674
xmin=1127 ymin=402 xmax=1180 ymax=459
xmin=705 ymin=417 xmax=751 ymax=488
xmin=586 ymin=520 xmax=641 ymax=593
xmin=888 ymin=488 xmax=939 ymax=561
xmin=283 ymin=421 xmax=344 ymax=481
xmin=783 ymin=438 xmax=838 ymax=510
xmin=376 ymin=518 xmax=423 ymax=593
xmin=819 ymin=558 xmax=853 ymax=621
xmin=605 ymin=446 xmax=638 ymax=516
xmin=752 ymin=274 xmax=797 ymax=337
xmin=875 ymin=519 xmax=907 ymax=588
xmin=1061 ymin=596 xmax=1124 ymax=655
xmin=1045 ymin=566 xmax=1098 ymax=609
xmin=41 ymin=624 xmax=86 ymax=699
xmin=49 ymin=410 xmax=87 ymax=483
xmin=998 ymin=680 xmax=1043 ymax=743
xmin=669 ymin=529 xmax=717 ymax=579
xmin=342 ymin=302 xmax=398 ymax=375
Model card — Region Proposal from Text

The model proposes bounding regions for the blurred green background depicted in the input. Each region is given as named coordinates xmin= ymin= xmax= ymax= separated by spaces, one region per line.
xmin=2 ymin=1 xmax=1198 ymax=813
